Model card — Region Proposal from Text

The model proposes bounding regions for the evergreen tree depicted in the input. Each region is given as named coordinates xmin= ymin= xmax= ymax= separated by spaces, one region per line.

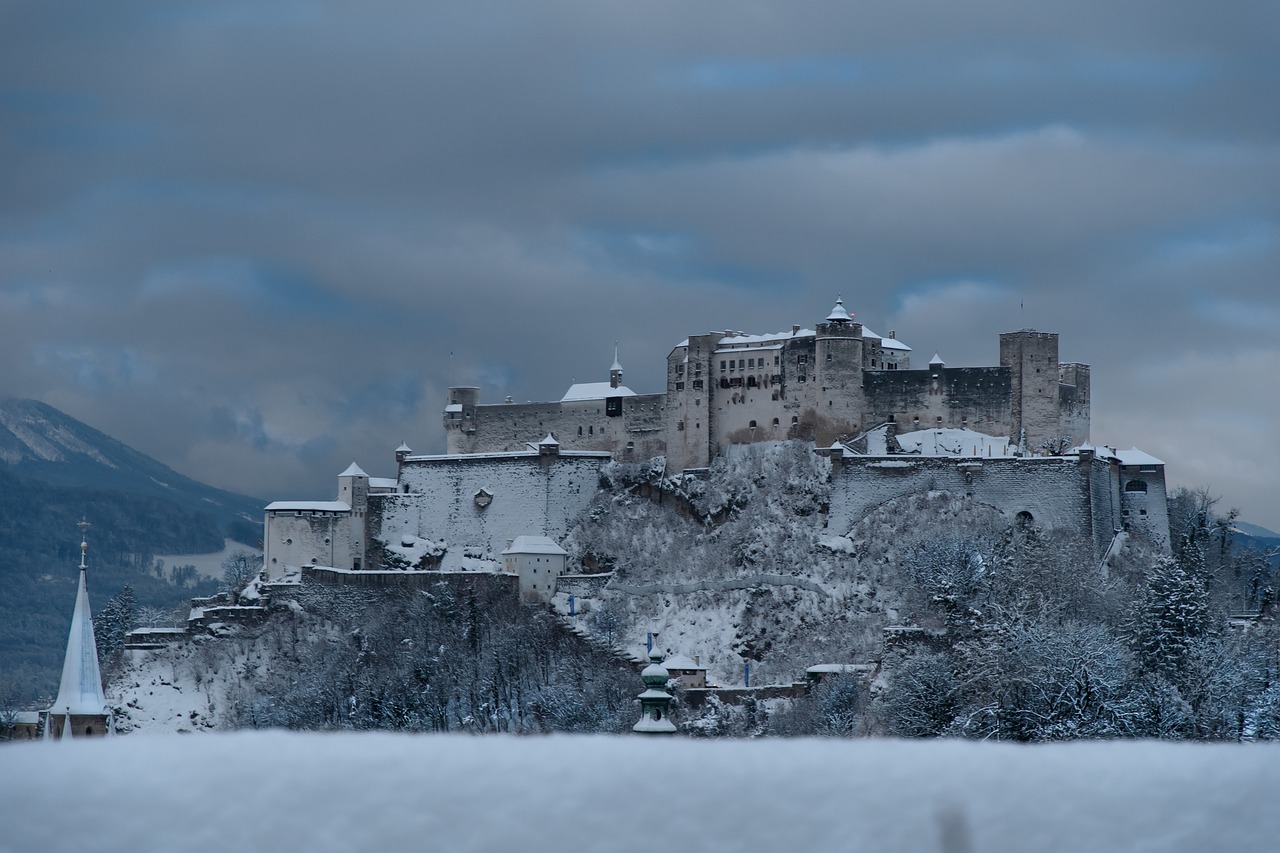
xmin=93 ymin=584 xmax=138 ymax=664
xmin=1132 ymin=556 xmax=1209 ymax=681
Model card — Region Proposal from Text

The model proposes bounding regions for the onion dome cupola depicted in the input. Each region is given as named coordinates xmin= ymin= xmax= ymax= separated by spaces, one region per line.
xmin=826 ymin=295 xmax=854 ymax=324
xmin=633 ymin=648 xmax=677 ymax=735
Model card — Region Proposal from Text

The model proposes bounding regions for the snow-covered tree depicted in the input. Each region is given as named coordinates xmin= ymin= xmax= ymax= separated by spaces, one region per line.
xmin=1131 ymin=556 xmax=1209 ymax=681
xmin=221 ymin=551 xmax=260 ymax=604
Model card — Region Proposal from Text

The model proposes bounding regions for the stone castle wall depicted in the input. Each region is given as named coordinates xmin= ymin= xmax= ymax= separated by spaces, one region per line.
xmin=446 ymin=394 xmax=667 ymax=460
xmin=369 ymin=452 xmax=609 ymax=563
xmin=827 ymin=456 xmax=1096 ymax=541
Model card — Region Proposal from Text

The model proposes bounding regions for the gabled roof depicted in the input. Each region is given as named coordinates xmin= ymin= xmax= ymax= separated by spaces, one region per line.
xmin=503 ymin=535 xmax=568 ymax=556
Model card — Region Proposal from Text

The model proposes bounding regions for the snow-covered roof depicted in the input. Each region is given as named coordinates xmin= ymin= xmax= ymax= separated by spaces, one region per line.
xmin=265 ymin=501 xmax=351 ymax=513
xmin=503 ymin=535 xmax=568 ymax=556
xmin=539 ymin=433 xmax=559 ymax=446
xmin=396 ymin=442 xmax=413 ymax=452
xmin=51 ymin=564 xmax=107 ymax=715
xmin=338 ymin=462 xmax=367 ymax=478
xmin=714 ymin=343 xmax=783 ymax=355
xmin=662 ymin=654 xmax=707 ymax=671
xmin=368 ymin=477 xmax=397 ymax=490
xmin=929 ymin=353 xmax=945 ymax=367
xmin=444 ymin=403 xmax=463 ymax=413
xmin=1097 ymin=447 xmax=1165 ymax=467
xmin=561 ymin=382 xmax=637 ymax=402
xmin=714 ymin=329 xmax=816 ymax=348
xmin=895 ymin=428 xmax=1013 ymax=458
xmin=862 ymin=327 xmax=911 ymax=351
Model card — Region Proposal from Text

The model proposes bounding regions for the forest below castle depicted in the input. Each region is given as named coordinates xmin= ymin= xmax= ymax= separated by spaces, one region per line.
xmin=82 ymin=442 xmax=1280 ymax=741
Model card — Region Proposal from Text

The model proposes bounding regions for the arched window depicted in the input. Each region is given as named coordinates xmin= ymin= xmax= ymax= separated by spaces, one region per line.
xmin=749 ymin=420 xmax=757 ymax=428
xmin=1124 ymin=480 xmax=1148 ymax=493
xmin=772 ymin=418 xmax=779 ymax=427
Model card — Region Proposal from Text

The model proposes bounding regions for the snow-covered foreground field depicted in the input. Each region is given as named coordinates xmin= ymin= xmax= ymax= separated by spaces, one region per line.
xmin=4 ymin=735 xmax=1277 ymax=852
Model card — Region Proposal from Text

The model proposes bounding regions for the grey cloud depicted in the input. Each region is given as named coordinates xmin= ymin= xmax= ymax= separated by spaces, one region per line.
xmin=0 ymin=1 xmax=1277 ymax=527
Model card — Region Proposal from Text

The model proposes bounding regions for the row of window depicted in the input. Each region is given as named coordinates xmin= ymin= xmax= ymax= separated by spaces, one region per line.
xmin=721 ymin=355 xmax=782 ymax=372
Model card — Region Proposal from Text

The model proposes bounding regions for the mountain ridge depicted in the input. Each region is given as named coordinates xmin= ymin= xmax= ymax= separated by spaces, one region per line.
xmin=0 ymin=398 xmax=264 ymax=542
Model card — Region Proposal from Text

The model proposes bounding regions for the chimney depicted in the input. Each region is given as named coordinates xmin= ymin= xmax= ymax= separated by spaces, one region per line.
xmin=792 ymin=324 xmax=801 ymax=335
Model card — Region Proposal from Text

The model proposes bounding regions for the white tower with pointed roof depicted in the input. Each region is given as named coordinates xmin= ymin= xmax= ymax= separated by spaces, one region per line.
xmin=610 ymin=343 xmax=624 ymax=389
xmin=48 ymin=518 xmax=111 ymax=738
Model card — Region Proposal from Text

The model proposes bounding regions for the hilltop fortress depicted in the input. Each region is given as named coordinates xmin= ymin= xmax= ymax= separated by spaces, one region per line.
xmin=444 ymin=298 xmax=1091 ymax=471
xmin=263 ymin=299 xmax=1168 ymax=591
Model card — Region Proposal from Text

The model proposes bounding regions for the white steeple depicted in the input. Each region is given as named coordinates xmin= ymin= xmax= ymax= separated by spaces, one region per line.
xmin=610 ymin=342 xmax=623 ymax=389
xmin=51 ymin=518 xmax=108 ymax=717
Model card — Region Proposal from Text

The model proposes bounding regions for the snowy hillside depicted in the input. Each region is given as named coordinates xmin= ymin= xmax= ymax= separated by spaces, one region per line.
xmin=561 ymin=443 xmax=1016 ymax=685
xmin=5 ymin=733 xmax=1279 ymax=853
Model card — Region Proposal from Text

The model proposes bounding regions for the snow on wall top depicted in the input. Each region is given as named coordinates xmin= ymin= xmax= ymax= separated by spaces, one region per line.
xmin=265 ymin=501 xmax=351 ymax=513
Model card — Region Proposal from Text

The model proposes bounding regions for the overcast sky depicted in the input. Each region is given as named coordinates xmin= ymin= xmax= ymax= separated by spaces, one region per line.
xmin=3 ymin=2 xmax=1278 ymax=529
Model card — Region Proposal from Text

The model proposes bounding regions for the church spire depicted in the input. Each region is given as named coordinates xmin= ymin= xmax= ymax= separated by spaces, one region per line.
xmin=610 ymin=342 xmax=623 ymax=389
xmin=50 ymin=518 xmax=108 ymax=721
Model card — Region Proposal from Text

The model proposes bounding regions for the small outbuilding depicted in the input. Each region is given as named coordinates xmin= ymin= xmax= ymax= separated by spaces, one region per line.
xmin=503 ymin=535 xmax=568 ymax=604
xmin=662 ymin=654 xmax=709 ymax=688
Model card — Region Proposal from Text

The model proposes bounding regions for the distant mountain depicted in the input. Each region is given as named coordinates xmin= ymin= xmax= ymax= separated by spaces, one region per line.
xmin=0 ymin=398 xmax=264 ymax=701
xmin=0 ymin=398 xmax=264 ymax=542
xmin=1233 ymin=521 xmax=1280 ymax=541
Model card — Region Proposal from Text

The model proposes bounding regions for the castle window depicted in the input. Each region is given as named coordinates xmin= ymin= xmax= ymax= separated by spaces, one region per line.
xmin=826 ymin=352 xmax=832 ymax=361
xmin=692 ymin=380 xmax=703 ymax=390
xmin=578 ymin=426 xmax=583 ymax=436
xmin=675 ymin=382 xmax=685 ymax=391
xmin=729 ymin=361 xmax=736 ymax=372
xmin=772 ymin=418 xmax=779 ymax=427
xmin=1124 ymin=480 xmax=1148 ymax=493
xmin=286 ymin=538 xmax=293 ymax=545
xmin=589 ymin=425 xmax=593 ymax=435
xmin=749 ymin=420 xmax=757 ymax=428
xmin=797 ymin=354 xmax=807 ymax=365
xmin=747 ymin=376 xmax=758 ymax=388
xmin=721 ymin=360 xmax=726 ymax=372
xmin=748 ymin=358 xmax=755 ymax=368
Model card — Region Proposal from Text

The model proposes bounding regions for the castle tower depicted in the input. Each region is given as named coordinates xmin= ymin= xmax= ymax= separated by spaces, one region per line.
xmin=1000 ymin=330 xmax=1061 ymax=453
xmin=47 ymin=518 xmax=111 ymax=738
xmin=338 ymin=462 xmax=369 ymax=569
xmin=444 ymin=386 xmax=480 ymax=454
xmin=814 ymin=295 xmax=865 ymax=445
xmin=610 ymin=343 xmax=623 ymax=390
